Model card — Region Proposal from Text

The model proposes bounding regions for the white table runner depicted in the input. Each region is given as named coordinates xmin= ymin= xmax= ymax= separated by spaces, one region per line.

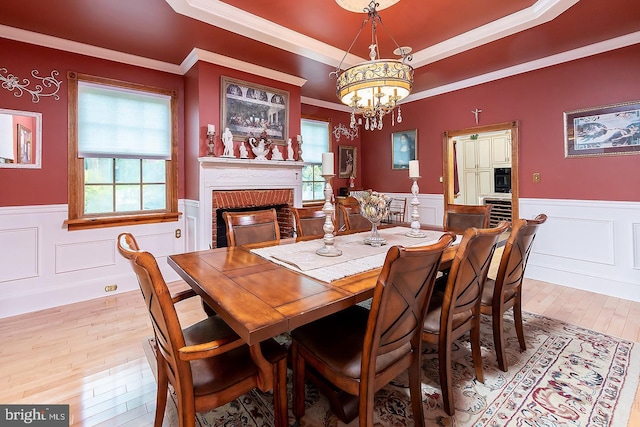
xmin=250 ymin=227 xmax=453 ymax=282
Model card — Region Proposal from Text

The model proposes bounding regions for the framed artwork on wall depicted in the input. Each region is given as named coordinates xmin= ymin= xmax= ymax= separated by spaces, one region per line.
xmin=391 ymin=129 xmax=417 ymax=169
xmin=338 ymin=145 xmax=356 ymax=178
xmin=221 ymin=76 xmax=289 ymax=144
xmin=564 ymin=100 xmax=640 ymax=158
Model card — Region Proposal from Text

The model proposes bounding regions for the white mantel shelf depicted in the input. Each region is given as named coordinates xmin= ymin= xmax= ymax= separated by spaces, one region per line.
xmin=196 ymin=156 xmax=307 ymax=250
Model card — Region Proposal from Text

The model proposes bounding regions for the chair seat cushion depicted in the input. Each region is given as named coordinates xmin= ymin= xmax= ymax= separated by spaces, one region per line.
xmin=423 ymin=291 xmax=473 ymax=334
xmin=184 ymin=315 xmax=286 ymax=396
xmin=481 ymin=278 xmax=517 ymax=307
xmin=292 ymin=306 xmax=410 ymax=379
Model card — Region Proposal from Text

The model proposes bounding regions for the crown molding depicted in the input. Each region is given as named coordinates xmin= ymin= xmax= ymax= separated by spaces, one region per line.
xmin=166 ymin=0 xmax=579 ymax=70
xmin=0 ymin=24 xmax=183 ymax=75
xmin=181 ymin=48 xmax=307 ymax=87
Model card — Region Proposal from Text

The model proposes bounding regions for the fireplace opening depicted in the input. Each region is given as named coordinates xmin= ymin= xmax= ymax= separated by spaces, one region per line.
xmin=215 ymin=204 xmax=289 ymax=248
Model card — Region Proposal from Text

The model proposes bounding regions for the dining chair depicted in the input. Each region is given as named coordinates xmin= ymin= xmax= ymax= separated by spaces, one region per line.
xmin=422 ymin=220 xmax=510 ymax=416
xmin=291 ymin=233 xmax=456 ymax=427
xmin=480 ymin=214 xmax=547 ymax=371
xmin=292 ymin=205 xmax=331 ymax=238
xmin=338 ymin=203 xmax=371 ymax=232
xmin=386 ymin=197 xmax=407 ymax=224
xmin=443 ymin=203 xmax=493 ymax=234
xmin=117 ymin=233 xmax=288 ymax=427
xmin=222 ymin=208 xmax=280 ymax=247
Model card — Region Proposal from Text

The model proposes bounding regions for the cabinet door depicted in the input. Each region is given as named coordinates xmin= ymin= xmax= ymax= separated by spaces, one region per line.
xmin=478 ymin=169 xmax=494 ymax=195
xmin=463 ymin=170 xmax=478 ymax=205
xmin=477 ymin=138 xmax=492 ymax=168
xmin=491 ymin=135 xmax=511 ymax=166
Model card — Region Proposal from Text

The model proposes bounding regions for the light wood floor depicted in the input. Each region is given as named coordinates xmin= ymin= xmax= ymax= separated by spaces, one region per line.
xmin=1 ymin=278 xmax=638 ymax=426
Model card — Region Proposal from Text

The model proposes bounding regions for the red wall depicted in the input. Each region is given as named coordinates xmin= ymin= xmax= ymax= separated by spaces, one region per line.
xmin=361 ymin=44 xmax=640 ymax=202
xmin=0 ymin=38 xmax=185 ymax=207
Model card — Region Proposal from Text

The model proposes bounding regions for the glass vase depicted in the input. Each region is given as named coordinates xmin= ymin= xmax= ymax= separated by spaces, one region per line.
xmin=363 ymin=218 xmax=386 ymax=247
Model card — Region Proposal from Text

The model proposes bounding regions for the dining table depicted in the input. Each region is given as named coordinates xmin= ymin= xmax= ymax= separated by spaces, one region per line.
xmin=166 ymin=226 xmax=458 ymax=414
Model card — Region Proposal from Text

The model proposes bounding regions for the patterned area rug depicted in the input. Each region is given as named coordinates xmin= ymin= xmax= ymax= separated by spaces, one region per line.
xmin=143 ymin=311 xmax=639 ymax=426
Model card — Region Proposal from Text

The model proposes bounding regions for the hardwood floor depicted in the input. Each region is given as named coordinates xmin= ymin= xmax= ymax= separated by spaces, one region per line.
xmin=1 ymin=278 xmax=638 ymax=426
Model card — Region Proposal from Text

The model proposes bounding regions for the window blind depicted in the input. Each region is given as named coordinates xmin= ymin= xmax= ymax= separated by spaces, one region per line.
xmin=78 ymin=82 xmax=171 ymax=159
xmin=300 ymin=119 xmax=329 ymax=163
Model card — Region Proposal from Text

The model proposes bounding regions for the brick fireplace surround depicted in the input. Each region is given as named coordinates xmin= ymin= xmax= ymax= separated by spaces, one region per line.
xmin=196 ymin=157 xmax=305 ymax=250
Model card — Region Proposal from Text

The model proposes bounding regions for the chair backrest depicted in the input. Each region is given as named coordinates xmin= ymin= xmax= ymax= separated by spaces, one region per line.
xmin=444 ymin=204 xmax=493 ymax=234
xmin=362 ymin=233 xmax=456 ymax=375
xmin=292 ymin=206 xmax=327 ymax=238
xmin=222 ymin=208 xmax=280 ymax=247
xmin=443 ymin=221 xmax=510 ymax=322
xmin=387 ymin=197 xmax=407 ymax=223
xmin=338 ymin=204 xmax=371 ymax=232
xmin=117 ymin=233 xmax=192 ymax=390
xmin=493 ymin=214 xmax=547 ymax=301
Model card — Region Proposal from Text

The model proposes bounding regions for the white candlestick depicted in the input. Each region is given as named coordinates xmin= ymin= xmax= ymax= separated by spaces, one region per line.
xmin=322 ymin=152 xmax=334 ymax=175
xmin=409 ymin=160 xmax=420 ymax=178
xmin=208 ymin=124 xmax=215 ymax=134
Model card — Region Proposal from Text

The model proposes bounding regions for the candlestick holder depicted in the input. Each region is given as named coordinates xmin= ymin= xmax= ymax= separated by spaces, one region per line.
xmin=316 ymin=174 xmax=342 ymax=257
xmin=206 ymin=129 xmax=216 ymax=157
xmin=406 ymin=177 xmax=426 ymax=238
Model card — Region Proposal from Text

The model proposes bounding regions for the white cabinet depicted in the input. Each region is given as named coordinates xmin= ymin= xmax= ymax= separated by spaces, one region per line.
xmin=491 ymin=135 xmax=511 ymax=167
xmin=460 ymin=137 xmax=493 ymax=204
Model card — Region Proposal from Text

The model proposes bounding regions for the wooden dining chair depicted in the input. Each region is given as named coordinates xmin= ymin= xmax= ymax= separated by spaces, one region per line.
xmin=291 ymin=233 xmax=456 ymax=427
xmin=222 ymin=208 xmax=280 ymax=247
xmin=338 ymin=203 xmax=371 ymax=232
xmin=117 ymin=233 xmax=288 ymax=427
xmin=292 ymin=205 xmax=331 ymax=238
xmin=480 ymin=214 xmax=547 ymax=371
xmin=422 ymin=220 xmax=510 ymax=416
xmin=443 ymin=203 xmax=493 ymax=234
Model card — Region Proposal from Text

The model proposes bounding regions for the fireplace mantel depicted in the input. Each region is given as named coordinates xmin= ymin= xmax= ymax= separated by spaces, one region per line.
xmin=196 ymin=157 xmax=307 ymax=250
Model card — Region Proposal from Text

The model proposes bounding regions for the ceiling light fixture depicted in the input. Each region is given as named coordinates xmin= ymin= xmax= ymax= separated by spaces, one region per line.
xmin=332 ymin=0 xmax=413 ymax=131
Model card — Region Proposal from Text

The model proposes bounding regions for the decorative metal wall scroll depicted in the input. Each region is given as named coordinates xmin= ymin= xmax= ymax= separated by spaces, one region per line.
xmin=1 ymin=68 xmax=62 ymax=103
xmin=333 ymin=123 xmax=358 ymax=141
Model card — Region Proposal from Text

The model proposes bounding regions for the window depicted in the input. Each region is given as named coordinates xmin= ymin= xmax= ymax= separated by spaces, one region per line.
xmin=300 ymin=117 xmax=330 ymax=202
xmin=66 ymin=72 xmax=179 ymax=230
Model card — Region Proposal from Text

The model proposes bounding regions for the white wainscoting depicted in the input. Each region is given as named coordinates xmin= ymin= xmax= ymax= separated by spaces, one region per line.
xmin=520 ymin=198 xmax=640 ymax=302
xmin=0 ymin=202 xmax=187 ymax=319
xmin=1 ymin=197 xmax=638 ymax=319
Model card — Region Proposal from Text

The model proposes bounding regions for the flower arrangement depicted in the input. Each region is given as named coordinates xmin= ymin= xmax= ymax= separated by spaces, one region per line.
xmin=356 ymin=190 xmax=392 ymax=223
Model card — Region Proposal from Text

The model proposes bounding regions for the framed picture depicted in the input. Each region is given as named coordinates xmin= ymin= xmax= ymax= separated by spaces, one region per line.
xmin=17 ymin=124 xmax=32 ymax=164
xmin=564 ymin=100 xmax=640 ymax=158
xmin=338 ymin=145 xmax=357 ymax=178
xmin=221 ymin=76 xmax=289 ymax=144
xmin=391 ymin=129 xmax=417 ymax=169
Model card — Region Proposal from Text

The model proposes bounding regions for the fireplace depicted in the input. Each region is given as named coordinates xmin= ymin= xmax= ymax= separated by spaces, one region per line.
xmin=195 ymin=157 xmax=304 ymax=251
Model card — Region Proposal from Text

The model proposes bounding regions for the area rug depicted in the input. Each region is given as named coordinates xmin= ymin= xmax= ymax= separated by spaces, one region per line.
xmin=143 ymin=311 xmax=639 ymax=426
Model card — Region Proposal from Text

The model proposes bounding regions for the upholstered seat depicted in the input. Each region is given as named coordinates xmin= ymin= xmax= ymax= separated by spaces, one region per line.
xmin=480 ymin=214 xmax=547 ymax=371
xmin=117 ymin=233 xmax=288 ymax=427
xmin=422 ymin=221 xmax=510 ymax=416
xmin=292 ymin=233 xmax=456 ymax=427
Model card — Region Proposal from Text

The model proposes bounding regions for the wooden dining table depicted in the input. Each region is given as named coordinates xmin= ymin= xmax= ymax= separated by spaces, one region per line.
xmin=167 ymin=225 xmax=455 ymax=347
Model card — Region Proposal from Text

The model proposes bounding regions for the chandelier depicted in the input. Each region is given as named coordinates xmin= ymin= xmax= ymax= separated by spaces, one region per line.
xmin=332 ymin=0 xmax=414 ymax=131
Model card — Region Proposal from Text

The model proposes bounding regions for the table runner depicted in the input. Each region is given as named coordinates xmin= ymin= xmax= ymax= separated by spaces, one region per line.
xmin=250 ymin=227 xmax=452 ymax=282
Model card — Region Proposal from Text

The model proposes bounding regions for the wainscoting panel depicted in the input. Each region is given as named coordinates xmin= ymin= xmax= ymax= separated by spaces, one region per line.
xmin=0 ymin=227 xmax=38 ymax=282
xmin=520 ymin=198 xmax=640 ymax=302
xmin=55 ymin=239 xmax=116 ymax=273
xmin=634 ymin=222 xmax=640 ymax=270
xmin=0 ymin=202 xmax=187 ymax=319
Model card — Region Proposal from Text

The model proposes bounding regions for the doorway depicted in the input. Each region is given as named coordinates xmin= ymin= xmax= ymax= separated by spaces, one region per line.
xmin=443 ymin=121 xmax=519 ymax=223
